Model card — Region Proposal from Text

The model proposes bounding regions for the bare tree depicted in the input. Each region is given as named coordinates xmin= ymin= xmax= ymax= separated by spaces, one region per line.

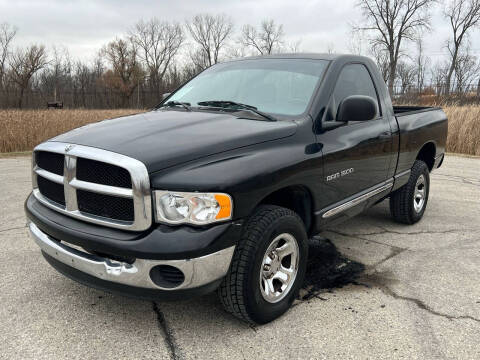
xmin=186 ymin=14 xmax=233 ymax=67
xmin=130 ymin=18 xmax=184 ymax=98
xmin=396 ymin=61 xmax=416 ymax=94
xmin=240 ymin=19 xmax=284 ymax=55
xmin=415 ymin=39 xmax=429 ymax=91
xmin=286 ymin=39 xmax=302 ymax=53
xmin=356 ymin=0 xmax=435 ymax=94
xmin=348 ymin=29 xmax=367 ymax=55
xmin=371 ymin=46 xmax=390 ymax=84
xmin=431 ymin=61 xmax=449 ymax=95
xmin=0 ymin=23 xmax=17 ymax=90
xmin=73 ymin=61 xmax=92 ymax=107
xmin=188 ymin=48 xmax=210 ymax=72
xmin=444 ymin=0 xmax=480 ymax=94
xmin=9 ymin=44 xmax=48 ymax=108
xmin=226 ymin=44 xmax=249 ymax=60
xmin=101 ymin=38 xmax=143 ymax=106
xmin=40 ymin=46 xmax=72 ymax=102
xmin=454 ymin=51 xmax=480 ymax=93
xmin=326 ymin=42 xmax=336 ymax=54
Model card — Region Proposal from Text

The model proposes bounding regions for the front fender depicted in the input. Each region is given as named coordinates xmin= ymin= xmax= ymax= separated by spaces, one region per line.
xmin=149 ymin=136 xmax=323 ymax=220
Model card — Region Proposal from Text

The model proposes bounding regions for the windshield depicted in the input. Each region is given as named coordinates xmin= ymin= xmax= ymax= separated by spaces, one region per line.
xmin=167 ymin=58 xmax=329 ymax=116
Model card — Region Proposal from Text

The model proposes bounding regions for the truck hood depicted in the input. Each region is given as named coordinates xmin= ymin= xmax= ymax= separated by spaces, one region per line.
xmin=50 ymin=110 xmax=297 ymax=172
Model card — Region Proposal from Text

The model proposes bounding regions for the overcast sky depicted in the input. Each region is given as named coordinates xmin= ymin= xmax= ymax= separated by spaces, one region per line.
xmin=1 ymin=0 xmax=480 ymax=63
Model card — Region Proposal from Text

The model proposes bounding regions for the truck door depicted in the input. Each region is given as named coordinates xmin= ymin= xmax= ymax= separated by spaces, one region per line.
xmin=316 ymin=63 xmax=394 ymax=216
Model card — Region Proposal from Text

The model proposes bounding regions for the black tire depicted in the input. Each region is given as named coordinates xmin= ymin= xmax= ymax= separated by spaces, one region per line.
xmin=390 ymin=160 xmax=430 ymax=224
xmin=218 ymin=205 xmax=308 ymax=324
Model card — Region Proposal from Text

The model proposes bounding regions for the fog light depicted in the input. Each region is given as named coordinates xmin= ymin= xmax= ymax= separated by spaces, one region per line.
xmin=149 ymin=265 xmax=185 ymax=288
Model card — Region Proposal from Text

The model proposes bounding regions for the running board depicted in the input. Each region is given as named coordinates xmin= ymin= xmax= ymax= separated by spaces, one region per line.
xmin=321 ymin=181 xmax=394 ymax=219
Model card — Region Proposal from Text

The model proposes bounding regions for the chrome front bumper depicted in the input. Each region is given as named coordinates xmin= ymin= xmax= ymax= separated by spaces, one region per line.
xmin=28 ymin=222 xmax=235 ymax=291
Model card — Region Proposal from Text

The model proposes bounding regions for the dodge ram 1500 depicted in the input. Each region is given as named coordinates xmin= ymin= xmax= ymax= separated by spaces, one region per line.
xmin=25 ymin=54 xmax=448 ymax=324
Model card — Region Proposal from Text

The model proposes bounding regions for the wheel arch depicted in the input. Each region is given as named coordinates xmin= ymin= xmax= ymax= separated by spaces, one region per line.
xmin=416 ymin=141 xmax=436 ymax=171
xmin=257 ymin=185 xmax=314 ymax=236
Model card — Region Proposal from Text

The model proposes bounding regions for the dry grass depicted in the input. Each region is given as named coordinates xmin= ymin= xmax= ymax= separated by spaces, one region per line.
xmin=443 ymin=106 xmax=480 ymax=156
xmin=0 ymin=109 xmax=142 ymax=153
xmin=0 ymin=107 xmax=479 ymax=156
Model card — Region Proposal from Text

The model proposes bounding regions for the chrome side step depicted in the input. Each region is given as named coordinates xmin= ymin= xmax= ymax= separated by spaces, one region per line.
xmin=321 ymin=181 xmax=393 ymax=219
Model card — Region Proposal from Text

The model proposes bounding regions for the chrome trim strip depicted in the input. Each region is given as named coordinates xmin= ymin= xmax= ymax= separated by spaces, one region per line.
xmin=64 ymin=155 xmax=78 ymax=211
xmin=33 ymin=189 xmax=67 ymax=209
xmin=31 ymin=155 xmax=38 ymax=188
xmin=33 ymin=188 xmax=134 ymax=227
xmin=70 ymin=179 xmax=133 ymax=198
xmin=322 ymin=181 xmax=393 ymax=219
xmin=32 ymin=141 xmax=152 ymax=231
xmin=394 ymin=169 xmax=411 ymax=179
xmin=29 ymin=222 xmax=234 ymax=290
xmin=34 ymin=167 xmax=64 ymax=184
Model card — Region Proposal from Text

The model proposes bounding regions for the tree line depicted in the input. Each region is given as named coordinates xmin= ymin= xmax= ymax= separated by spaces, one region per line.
xmin=354 ymin=0 xmax=480 ymax=99
xmin=1 ymin=1 xmax=480 ymax=109
xmin=0 ymin=15 xmax=289 ymax=109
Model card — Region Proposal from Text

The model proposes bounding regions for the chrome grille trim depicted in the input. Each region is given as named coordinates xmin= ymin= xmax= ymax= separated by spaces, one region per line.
xmin=64 ymin=153 xmax=78 ymax=211
xmin=34 ymin=167 xmax=63 ymax=184
xmin=32 ymin=141 xmax=152 ymax=231
xmin=70 ymin=179 xmax=133 ymax=198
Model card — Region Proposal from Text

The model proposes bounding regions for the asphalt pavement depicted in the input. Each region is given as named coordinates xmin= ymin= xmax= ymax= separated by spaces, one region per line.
xmin=0 ymin=154 xmax=479 ymax=359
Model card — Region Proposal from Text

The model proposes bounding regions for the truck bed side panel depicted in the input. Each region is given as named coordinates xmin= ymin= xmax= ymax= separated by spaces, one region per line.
xmin=395 ymin=109 xmax=448 ymax=174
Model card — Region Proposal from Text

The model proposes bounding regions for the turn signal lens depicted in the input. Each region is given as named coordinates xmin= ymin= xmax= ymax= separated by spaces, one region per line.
xmin=214 ymin=194 xmax=232 ymax=220
xmin=153 ymin=191 xmax=233 ymax=225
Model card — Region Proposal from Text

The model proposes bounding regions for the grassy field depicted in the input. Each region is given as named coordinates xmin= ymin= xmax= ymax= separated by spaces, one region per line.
xmin=0 ymin=109 xmax=141 ymax=153
xmin=443 ymin=106 xmax=480 ymax=156
xmin=0 ymin=107 xmax=479 ymax=155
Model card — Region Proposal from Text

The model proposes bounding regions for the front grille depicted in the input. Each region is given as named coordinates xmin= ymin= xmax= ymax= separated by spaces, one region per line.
xmin=36 ymin=151 xmax=64 ymax=175
xmin=77 ymin=190 xmax=134 ymax=222
xmin=37 ymin=176 xmax=65 ymax=206
xmin=32 ymin=143 xmax=151 ymax=231
xmin=77 ymin=158 xmax=132 ymax=188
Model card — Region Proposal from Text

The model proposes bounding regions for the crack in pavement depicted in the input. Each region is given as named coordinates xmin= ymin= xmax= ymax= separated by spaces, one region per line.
xmin=327 ymin=226 xmax=475 ymax=238
xmin=371 ymin=247 xmax=408 ymax=268
xmin=152 ymin=302 xmax=182 ymax=360
xmin=433 ymin=174 xmax=480 ymax=187
xmin=323 ymin=229 xmax=411 ymax=269
xmin=375 ymin=225 xmax=477 ymax=236
xmin=298 ymin=231 xmax=470 ymax=324
xmin=359 ymin=278 xmax=480 ymax=324
xmin=325 ymin=229 xmax=408 ymax=251
xmin=0 ymin=224 xmax=28 ymax=233
xmin=323 ymin=230 xmax=480 ymax=323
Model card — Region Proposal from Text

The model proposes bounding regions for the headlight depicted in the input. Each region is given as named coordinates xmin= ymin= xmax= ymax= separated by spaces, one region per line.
xmin=153 ymin=191 xmax=233 ymax=225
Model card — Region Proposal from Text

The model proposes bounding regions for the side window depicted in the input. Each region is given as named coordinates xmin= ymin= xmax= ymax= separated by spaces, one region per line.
xmin=325 ymin=64 xmax=380 ymax=121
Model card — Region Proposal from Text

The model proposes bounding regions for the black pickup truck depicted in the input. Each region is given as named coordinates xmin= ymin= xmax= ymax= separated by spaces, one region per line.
xmin=25 ymin=54 xmax=447 ymax=324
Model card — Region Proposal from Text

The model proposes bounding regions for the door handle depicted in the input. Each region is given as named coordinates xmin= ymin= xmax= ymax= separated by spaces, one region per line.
xmin=378 ymin=131 xmax=391 ymax=139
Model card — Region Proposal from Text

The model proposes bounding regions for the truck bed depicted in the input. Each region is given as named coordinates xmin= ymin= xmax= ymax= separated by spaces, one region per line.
xmin=393 ymin=106 xmax=440 ymax=117
xmin=393 ymin=106 xmax=448 ymax=176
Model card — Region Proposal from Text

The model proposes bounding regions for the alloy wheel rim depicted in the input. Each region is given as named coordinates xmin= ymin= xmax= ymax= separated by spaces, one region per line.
xmin=413 ymin=174 xmax=426 ymax=213
xmin=259 ymin=233 xmax=299 ymax=303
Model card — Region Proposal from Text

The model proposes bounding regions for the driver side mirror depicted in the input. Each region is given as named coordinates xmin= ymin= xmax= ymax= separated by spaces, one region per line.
xmin=162 ymin=92 xmax=171 ymax=100
xmin=337 ymin=95 xmax=378 ymax=122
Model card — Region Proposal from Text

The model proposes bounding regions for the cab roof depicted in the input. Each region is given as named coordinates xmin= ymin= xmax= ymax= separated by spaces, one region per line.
xmin=226 ymin=53 xmax=372 ymax=63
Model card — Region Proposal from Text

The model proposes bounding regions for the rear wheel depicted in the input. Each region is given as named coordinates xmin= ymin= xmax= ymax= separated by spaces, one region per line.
xmin=390 ymin=160 xmax=430 ymax=224
xmin=218 ymin=205 xmax=308 ymax=324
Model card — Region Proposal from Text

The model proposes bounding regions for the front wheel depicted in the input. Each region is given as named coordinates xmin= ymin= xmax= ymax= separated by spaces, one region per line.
xmin=390 ymin=160 xmax=430 ymax=224
xmin=218 ymin=205 xmax=308 ymax=324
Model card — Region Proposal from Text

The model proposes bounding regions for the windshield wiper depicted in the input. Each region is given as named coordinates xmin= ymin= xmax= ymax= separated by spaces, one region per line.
xmin=197 ymin=100 xmax=276 ymax=121
xmin=158 ymin=101 xmax=192 ymax=111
